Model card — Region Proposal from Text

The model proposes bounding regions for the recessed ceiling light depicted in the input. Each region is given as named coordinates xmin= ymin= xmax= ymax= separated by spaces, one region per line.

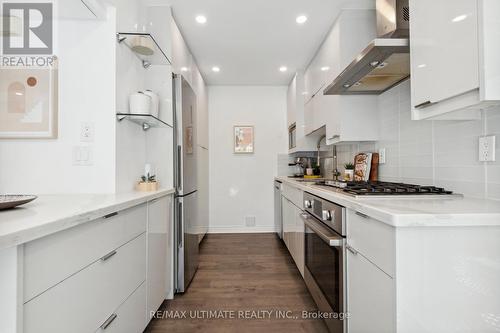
xmin=296 ymin=15 xmax=308 ymax=24
xmin=321 ymin=66 xmax=330 ymax=72
xmin=195 ymin=15 xmax=207 ymax=24
xmin=180 ymin=67 xmax=188 ymax=72
xmin=452 ymin=14 xmax=467 ymax=23
xmin=212 ymin=66 xmax=220 ymax=72
xmin=279 ymin=66 xmax=288 ymax=72
xmin=417 ymin=64 xmax=427 ymax=68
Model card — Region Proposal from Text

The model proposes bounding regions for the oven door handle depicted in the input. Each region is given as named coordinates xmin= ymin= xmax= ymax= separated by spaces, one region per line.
xmin=301 ymin=213 xmax=344 ymax=247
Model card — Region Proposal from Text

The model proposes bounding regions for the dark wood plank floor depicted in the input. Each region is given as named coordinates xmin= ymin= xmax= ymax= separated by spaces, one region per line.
xmin=145 ymin=233 xmax=328 ymax=333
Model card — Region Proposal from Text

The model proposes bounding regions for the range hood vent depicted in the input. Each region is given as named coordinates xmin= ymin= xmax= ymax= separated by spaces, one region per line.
xmin=324 ymin=0 xmax=410 ymax=95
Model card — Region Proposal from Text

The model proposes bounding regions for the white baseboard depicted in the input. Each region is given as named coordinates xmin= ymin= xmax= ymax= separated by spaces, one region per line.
xmin=207 ymin=225 xmax=277 ymax=234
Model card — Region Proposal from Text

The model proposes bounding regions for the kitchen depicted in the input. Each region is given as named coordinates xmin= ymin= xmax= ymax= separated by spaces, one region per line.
xmin=0 ymin=0 xmax=499 ymax=333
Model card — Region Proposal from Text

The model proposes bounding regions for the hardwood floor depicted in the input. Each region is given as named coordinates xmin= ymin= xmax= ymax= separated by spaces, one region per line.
xmin=145 ymin=233 xmax=328 ymax=333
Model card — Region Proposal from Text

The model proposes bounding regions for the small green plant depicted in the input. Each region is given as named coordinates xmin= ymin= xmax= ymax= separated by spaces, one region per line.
xmin=141 ymin=174 xmax=156 ymax=182
xmin=344 ymin=162 xmax=355 ymax=170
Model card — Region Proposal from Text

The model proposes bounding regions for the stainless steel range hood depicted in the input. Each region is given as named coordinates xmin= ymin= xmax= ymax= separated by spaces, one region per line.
xmin=324 ymin=0 xmax=410 ymax=95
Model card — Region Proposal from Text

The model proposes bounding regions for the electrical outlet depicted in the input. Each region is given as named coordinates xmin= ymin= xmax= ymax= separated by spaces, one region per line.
xmin=479 ymin=136 xmax=496 ymax=162
xmin=73 ymin=146 xmax=93 ymax=166
xmin=80 ymin=122 xmax=94 ymax=142
xmin=379 ymin=148 xmax=386 ymax=164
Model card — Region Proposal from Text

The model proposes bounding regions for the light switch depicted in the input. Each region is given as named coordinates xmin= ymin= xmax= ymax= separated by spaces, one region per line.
xmin=479 ymin=136 xmax=496 ymax=162
xmin=73 ymin=146 xmax=93 ymax=166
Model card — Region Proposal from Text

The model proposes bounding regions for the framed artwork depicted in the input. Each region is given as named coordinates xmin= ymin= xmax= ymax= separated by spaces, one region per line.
xmin=234 ymin=125 xmax=254 ymax=154
xmin=185 ymin=126 xmax=194 ymax=154
xmin=0 ymin=65 xmax=58 ymax=139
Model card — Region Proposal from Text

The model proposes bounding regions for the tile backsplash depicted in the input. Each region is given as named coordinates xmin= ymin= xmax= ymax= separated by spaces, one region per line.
xmin=320 ymin=80 xmax=500 ymax=200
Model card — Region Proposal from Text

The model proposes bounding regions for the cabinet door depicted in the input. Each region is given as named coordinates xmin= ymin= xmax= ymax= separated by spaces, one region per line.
xmin=304 ymin=98 xmax=314 ymax=135
xmin=147 ymin=196 xmax=171 ymax=317
xmin=347 ymin=250 xmax=395 ymax=333
xmin=410 ymin=0 xmax=479 ymax=108
xmin=287 ymin=76 xmax=297 ymax=127
xmin=294 ymin=206 xmax=305 ymax=277
xmin=281 ymin=197 xmax=291 ymax=250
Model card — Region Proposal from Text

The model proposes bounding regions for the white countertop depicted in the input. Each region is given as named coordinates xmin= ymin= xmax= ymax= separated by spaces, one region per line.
xmin=0 ymin=189 xmax=175 ymax=250
xmin=277 ymin=177 xmax=500 ymax=227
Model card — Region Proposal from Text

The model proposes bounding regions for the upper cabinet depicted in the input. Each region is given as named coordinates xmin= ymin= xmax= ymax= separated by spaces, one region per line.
xmin=410 ymin=0 xmax=500 ymax=120
xmin=302 ymin=9 xmax=380 ymax=143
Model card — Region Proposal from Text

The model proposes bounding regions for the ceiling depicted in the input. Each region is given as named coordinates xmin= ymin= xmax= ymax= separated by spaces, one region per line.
xmin=166 ymin=0 xmax=375 ymax=86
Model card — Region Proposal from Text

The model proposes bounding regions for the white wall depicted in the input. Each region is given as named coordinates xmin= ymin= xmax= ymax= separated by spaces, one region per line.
xmin=209 ymin=86 xmax=287 ymax=233
xmin=112 ymin=0 xmax=173 ymax=192
xmin=321 ymin=80 xmax=500 ymax=200
xmin=0 ymin=7 xmax=116 ymax=194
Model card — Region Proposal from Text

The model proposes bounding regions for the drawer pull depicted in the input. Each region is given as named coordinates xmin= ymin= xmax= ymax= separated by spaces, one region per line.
xmin=100 ymin=250 xmax=117 ymax=262
xmin=346 ymin=244 xmax=358 ymax=255
xmin=355 ymin=211 xmax=369 ymax=219
xmin=103 ymin=212 xmax=118 ymax=219
xmin=100 ymin=313 xmax=118 ymax=330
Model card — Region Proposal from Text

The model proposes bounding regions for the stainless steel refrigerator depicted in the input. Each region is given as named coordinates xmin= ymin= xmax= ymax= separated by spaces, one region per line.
xmin=173 ymin=74 xmax=199 ymax=293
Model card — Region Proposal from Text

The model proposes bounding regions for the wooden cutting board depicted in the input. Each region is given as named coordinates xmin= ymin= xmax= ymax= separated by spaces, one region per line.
xmin=370 ymin=153 xmax=379 ymax=182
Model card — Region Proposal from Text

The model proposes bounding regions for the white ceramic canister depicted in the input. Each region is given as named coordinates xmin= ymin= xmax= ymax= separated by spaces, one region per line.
xmin=129 ymin=91 xmax=151 ymax=115
xmin=144 ymin=90 xmax=159 ymax=118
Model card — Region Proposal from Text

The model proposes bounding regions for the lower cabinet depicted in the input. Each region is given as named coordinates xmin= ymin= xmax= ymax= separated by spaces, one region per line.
xmin=147 ymin=196 xmax=172 ymax=319
xmin=23 ymin=195 xmax=174 ymax=333
xmin=281 ymin=195 xmax=305 ymax=276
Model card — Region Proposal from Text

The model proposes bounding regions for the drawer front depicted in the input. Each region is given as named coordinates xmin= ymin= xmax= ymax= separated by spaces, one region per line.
xmin=95 ymin=282 xmax=147 ymax=333
xmin=282 ymin=183 xmax=303 ymax=209
xmin=347 ymin=210 xmax=395 ymax=277
xmin=24 ymin=233 xmax=146 ymax=333
xmin=24 ymin=204 xmax=147 ymax=302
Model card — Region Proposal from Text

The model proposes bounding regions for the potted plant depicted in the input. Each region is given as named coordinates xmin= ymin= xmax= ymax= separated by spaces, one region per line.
xmin=135 ymin=173 xmax=159 ymax=192
xmin=344 ymin=162 xmax=355 ymax=181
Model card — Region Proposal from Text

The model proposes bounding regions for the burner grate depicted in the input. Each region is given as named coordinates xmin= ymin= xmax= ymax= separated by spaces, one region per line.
xmin=318 ymin=181 xmax=453 ymax=196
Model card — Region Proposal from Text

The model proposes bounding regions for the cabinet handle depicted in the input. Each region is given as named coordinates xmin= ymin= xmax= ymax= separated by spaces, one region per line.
xmin=414 ymin=100 xmax=435 ymax=109
xmin=103 ymin=212 xmax=118 ymax=219
xmin=100 ymin=250 xmax=117 ymax=262
xmin=346 ymin=244 xmax=358 ymax=255
xmin=355 ymin=211 xmax=369 ymax=219
xmin=100 ymin=313 xmax=118 ymax=330
xmin=329 ymin=135 xmax=340 ymax=140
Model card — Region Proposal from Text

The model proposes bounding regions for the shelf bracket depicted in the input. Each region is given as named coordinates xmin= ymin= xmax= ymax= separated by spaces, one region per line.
xmin=142 ymin=123 xmax=151 ymax=131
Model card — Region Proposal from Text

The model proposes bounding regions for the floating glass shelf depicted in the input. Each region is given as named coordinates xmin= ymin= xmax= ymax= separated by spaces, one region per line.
xmin=116 ymin=113 xmax=173 ymax=131
xmin=116 ymin=32 xmax=171 ymax=68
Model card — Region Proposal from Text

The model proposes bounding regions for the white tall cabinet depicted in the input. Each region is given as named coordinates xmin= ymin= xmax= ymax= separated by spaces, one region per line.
xmin=410 ymin=0 xmax=500 ymax=120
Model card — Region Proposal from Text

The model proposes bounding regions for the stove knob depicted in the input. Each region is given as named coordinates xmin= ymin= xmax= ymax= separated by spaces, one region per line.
xmin=304 ymin=200 xmax=313 ymax=209
xmin=322 ymin=210 xmax=332 ymax=221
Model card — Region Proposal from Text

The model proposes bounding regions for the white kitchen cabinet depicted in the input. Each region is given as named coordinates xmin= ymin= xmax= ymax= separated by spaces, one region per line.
xmin=347 ymin=248 xmax=395 ymax=333
xmin=302 ymin=9 xmax=379 ymax=141
xmin=281 ymin=193 xmax=305 ymax=277
xmin=410 ymin=0 xmax=500 ymax=120
xmin=171 ymin=18 xmax=193 ymax=85
xmin=287 ymin=78 xmax=297 ymax=127
xmin=324 ymin=95 xmax=379 ymax=144
xmin=24 ymin=234 xmax=147 ymax=333
xmin=147 ymin=196 xmax=172 ymax=318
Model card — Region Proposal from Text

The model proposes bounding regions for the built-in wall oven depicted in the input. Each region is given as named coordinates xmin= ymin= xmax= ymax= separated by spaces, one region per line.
xmin=301 ymin=192 xmax=346 ymax=333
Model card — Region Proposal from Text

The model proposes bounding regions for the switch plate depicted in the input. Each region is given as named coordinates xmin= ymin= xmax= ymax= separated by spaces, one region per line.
xmin=479 ymin=136 xmax=496 ymax=162
xmin=80 ymin=122 xmax=94 ymax=142
xmin=378 ymin=148 xmax=386 ymax=164
xmin=73 ymin=146 xmax=93 ymax=166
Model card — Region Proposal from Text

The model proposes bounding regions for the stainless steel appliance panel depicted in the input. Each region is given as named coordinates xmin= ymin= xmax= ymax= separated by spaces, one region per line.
xmin=304 ymin=192 xmax=345 ymax=236
xmin=175 ymin=192 xmax=199 ymax=293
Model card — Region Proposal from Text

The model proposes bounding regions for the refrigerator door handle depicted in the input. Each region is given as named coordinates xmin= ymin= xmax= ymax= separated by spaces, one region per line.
xmin=177 ymin=201 xmax=183 ymax=249
xmin=177 ymin=145 xmax=182 ymax=192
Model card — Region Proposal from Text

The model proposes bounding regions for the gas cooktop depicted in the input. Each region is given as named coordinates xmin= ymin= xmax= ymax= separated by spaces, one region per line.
xmin=315 ymin=180 xmax=456 ymax=197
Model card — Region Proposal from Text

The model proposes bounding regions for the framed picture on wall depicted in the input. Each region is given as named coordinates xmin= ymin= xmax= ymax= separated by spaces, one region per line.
xmin=0 ymin=64 xmax=59 ymax=139
xmin=234 ymin=125 xmax=254 ymax=154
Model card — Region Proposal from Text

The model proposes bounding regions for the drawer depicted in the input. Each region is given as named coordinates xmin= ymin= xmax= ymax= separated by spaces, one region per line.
xmin=282 ymin=183 xmax=303 ymax=208
xmin=95 ymin=282 xmax=147 ymax=333
xmin=347 ymin=209 xmax=395 ymax=277
xmin=24 ymin=233 xmax=146 ymax=333
xmin=24 ymin=204 xmax=147 ymax=302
